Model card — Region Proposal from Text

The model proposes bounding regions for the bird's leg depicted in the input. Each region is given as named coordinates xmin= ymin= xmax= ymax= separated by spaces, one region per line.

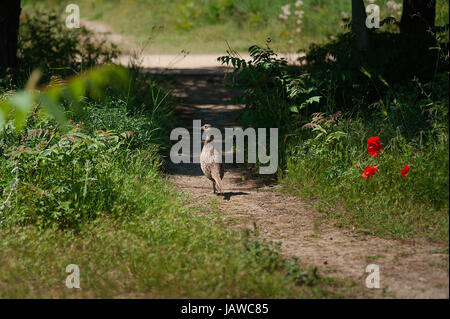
xmin=212 ymin=181 xmax=217 ymax=194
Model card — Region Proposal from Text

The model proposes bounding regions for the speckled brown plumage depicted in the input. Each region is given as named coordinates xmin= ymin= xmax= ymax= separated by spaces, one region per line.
xmin=200 ymin=124 xmax=225 ymax=194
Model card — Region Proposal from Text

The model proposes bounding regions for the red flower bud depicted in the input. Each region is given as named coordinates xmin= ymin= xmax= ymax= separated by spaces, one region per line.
xmin=362 ymin=165 xmax=378 ymax=179
xmin=400 ymin=164 xmax=410 ymax=178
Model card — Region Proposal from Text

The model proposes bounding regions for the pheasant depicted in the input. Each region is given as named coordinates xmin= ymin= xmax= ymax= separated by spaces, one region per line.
xmin=200 ymin=124 xmax=225 ymax=194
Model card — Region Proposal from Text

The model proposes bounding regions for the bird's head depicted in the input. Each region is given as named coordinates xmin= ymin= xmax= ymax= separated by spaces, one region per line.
xmin=201 ymin=124 xmax=214 ymax=143
xmin=201 ymin=124 xmax=212 ymax=131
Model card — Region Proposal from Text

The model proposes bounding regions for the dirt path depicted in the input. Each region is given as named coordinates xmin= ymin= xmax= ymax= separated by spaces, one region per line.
xmin=167 ymin=73 xmax=449 ymax=299
xmin=82 ymin=19 xmax=449 ymax=298
xmin=81 ymin=19 xmax=303 ymax=74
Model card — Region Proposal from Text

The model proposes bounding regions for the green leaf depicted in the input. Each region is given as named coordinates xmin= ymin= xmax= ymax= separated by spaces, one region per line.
xmin=305 ymin=96 xmax=321 ymax=104
xmin=378 ymin=75 xmax=389 ymax=87
xmin=0 ymin=101 xmax=11 ymax=129
xmin=359 ymin=66 xmax=372 ymax=79
xmin=67 ymin=77 xmax=86 ymax=100
xmin=299 ymin=96 xmax=322 ymax=109
xmin=38 ymin=93 xmax=67 ymax=129
xmin=9 ymin=91 xmax=35 ymax=131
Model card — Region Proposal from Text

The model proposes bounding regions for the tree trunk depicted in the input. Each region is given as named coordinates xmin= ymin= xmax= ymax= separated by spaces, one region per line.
xmin=0 ymin=0 xmax=21 ymax=76
xmin=401 ymin=0 xmax=436 ymax=50
xmin=401 ymin=0 xmax=436 ymax=36
xmin=352 ymin=0 xmax=369 ymax=52
xmin=400 ymin=0 xmax=437 ymax=79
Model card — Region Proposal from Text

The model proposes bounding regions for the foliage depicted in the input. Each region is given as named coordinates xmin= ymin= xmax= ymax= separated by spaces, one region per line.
xmin=0 ymin=3 xmax=177 ymax=230
xmin=0 ymin=3 xmax=348 ymax=299
xmin=15 ymin=9 xmax=120 ymax=83
xmin=0 ymin=65 xmax=128 ymax=132
xmin=0 ymin=55 xmax=179 ymax=228
xmin=219 ymin=41 xmax=321 ymax=168
xmin=29 ymin=0 xmax=448 ymax=53
xmin=285 ymin=116 xmax=448 ymax=240
xmin=0 ymin=65 xmax=127 ymax=228
xmin=220 ymin=25 xmax=449 ymax=240
xmin=75 ymin=101 xmax=162 ymax=149
xmin=0 ymin=124 xmax=131 ymax=228
xmin=0 ymin=169 xmax=345 ymax=298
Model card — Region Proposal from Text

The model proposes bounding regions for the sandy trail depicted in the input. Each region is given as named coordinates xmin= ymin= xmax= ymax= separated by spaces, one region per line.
xmin=81 ymin=19 xmax=303 ymax=74
xmin=83 ymin=19 xmax=449 ymax=298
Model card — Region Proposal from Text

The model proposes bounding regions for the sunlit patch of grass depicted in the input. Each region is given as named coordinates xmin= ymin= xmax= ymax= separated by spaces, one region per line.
xmin=0 ymin=92 xmax=351 ymax=298
xmin=25 ymin=0 xmax=448 ymax=54
xmin=282 ymin=125 xmax=449 ymax=241
xmin=0 ymin=152 xmax=352 ymax=298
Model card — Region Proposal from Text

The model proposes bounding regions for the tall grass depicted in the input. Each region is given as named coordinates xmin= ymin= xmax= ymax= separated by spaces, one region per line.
xmin=283 ymin=117 xmax=449 ymax=240
xmin=0 ymin=93 xmax=346 ymax=298
xmin=0 ymin=7 xmax=351 ymax=298
xmin=0 ymin=141 xmax=350 ymax=297
xmin=220 ymin=18 xmax=449 ymax=241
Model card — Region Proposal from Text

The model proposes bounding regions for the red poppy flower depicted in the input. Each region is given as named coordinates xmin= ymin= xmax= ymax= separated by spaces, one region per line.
xmin=367 ymin=136 xmax=382 ymax=157
xmin=362 ymin=165 xmax=378 ymax=179
xmin=400 ymin=164 xmax=410 ymax=178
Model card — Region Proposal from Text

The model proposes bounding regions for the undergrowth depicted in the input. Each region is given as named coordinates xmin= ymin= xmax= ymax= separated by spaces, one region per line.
xmin=24 ymin=0 xmax=449 ymax=53
xmin=0 ymin=7 xmax=346 ymax=298
xmin=220 ymin=22 xmax=449 ymax=241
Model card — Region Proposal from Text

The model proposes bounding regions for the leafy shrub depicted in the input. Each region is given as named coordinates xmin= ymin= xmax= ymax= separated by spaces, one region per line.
xmin=1 ymin=124 xmax=121 ymax=228
xmin=220 ymin=27 xmax=449 ymax=239
xmin=0 ymin=5 xmax=176 ymax=228
xmin=0 ymin=99 xmax=167 ymax=229
xmin=0 ymin=63 xmax=172 ymax=229
xmin=76 ymin=100 xmax=166 ymax=150
xmin=219 ymin=41 xmax=322 ymax=168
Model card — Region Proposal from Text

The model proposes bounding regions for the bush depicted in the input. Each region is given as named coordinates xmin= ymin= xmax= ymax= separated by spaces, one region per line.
xmin=1 ymin=123 xmax=119 ymax=228
xmin=0 ymin=7 xmax=176 ymax=229
xmin=220 ymin=26 xmax=449 ymax=240
xmin=0 ymin=92 xmax=171 ymax=229
xmin=284 ymin=115 xmax=449 ymax=240
xmin=16 ymin=9 xmax=120 ymax=83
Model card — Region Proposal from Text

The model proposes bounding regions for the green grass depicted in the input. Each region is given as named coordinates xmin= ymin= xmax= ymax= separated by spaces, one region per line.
xmin=23 ymin=0 xmax=449 ymax=54
xmin=1 ymin=1 xmax=448 ymax=298
xmin=0 ymin=143 xmax=349 ymax=298
xmin=0 ymin=71 xmax=351 ymax=298
xmin=218 ymin=18 xmax=449 ymax=242
xmin=281 ymin=118 xmax=449 ymax=241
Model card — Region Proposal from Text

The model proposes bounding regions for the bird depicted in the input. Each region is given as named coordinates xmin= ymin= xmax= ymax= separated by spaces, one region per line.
xmin=200 ymin=124 xmax=225 ymax=195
